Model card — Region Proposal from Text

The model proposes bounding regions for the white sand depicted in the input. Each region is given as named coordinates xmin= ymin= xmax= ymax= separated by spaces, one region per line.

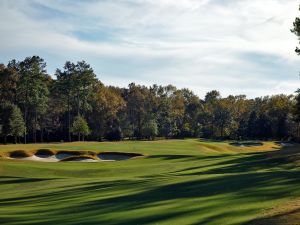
xmin=8 ymin=155 xmax=100 ymax=162
xmin=9 ymin=155 xmax=59 ymax=162
xmin=8 ymin=153 xmax=77 ymax=162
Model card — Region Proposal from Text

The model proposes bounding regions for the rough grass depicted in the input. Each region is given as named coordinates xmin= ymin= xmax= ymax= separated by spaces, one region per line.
xmin=247 ymin=197 xmax=300 ymax=225
xmin=0 ymin=139 xmax=299 ymax=225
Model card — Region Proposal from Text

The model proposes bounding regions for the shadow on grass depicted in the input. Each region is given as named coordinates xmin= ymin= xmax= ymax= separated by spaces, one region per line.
xmin=1 ymin=145 xmax=300 ymax=225
xmin=148 ymin=154 xmax=226 ymax=162
xmin=0 ymin=176 xmax=57 ymax=185
xmin=175 ymin=144 xmax=300 ymax=176
xmin=1 ymin=169 xmax=300 ymax=224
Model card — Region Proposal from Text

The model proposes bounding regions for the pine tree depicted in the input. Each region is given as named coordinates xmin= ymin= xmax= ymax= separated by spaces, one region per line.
xmin=0 ymin=102 xmax=13 ymax=144
xmin=294 ymin=90 xmax=300 ymax=138
xmin=9 ymin=105 xmax=25 ymax=143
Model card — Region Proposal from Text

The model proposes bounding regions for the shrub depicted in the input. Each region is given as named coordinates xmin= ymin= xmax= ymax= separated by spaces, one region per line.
xmin=105 ymin=126 xmax=123 ymax=141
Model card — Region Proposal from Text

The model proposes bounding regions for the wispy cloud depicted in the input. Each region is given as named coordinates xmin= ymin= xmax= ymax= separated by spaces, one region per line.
xmin=0 ymin=0 xmax=299 ymax=97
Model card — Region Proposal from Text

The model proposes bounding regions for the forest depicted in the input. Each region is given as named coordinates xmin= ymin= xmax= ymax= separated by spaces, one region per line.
xmin=0 ymin=8 xmax=300 ymax=144
xmin=0 ymin=56 xmax=299 ymax=144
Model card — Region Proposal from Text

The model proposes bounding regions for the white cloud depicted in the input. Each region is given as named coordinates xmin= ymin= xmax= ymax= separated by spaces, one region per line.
xmin=0 ymin=0 xmax=299 ymax=98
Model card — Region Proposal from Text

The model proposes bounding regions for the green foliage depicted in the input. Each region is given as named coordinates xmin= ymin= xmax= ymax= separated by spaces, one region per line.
xmin=89 ymin=82 xmax=125 ymax=140
xmin=291 ymin=6 xmax=300 ymax=140
xmin=17 ymin=56 xmax=49 ymax=143
xmin=9 ymin=105 xmax=25 ymax=140
xmin=0 ymin=62 xmax=19 ymax=104
xmin=55 ymin=60 xmax=96 ymax=116
xmin=0 ymin=56 xmax=298 ymax=143
xmin=294 ymin=89 xmax=300 ymax=123
xmin=0 ymin=102 xmax=13 ymax=138
xmin=0 ymin=103 xmax=25 ymax=143
xmin=54 ymin=60 xmax=96 ymax=142
xmin=71 ymin=116 xmax=91 ymax=141
xmin=142 ymin=119 xmax=158 ymax=140
xmin=291 ymin=5 xmax=300 ymax=54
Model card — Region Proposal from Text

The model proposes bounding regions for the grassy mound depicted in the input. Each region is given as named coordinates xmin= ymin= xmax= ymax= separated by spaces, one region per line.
xmin=60 ymin=155 xmax=97 ymax=161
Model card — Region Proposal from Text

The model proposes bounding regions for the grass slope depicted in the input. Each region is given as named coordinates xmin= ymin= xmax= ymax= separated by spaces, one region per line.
xmin=0 ymin=139 xmax=299 ymax=225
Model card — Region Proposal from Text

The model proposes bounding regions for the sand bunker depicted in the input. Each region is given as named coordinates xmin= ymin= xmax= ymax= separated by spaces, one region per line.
xmin=4 ymin=149 xmax=143 ymax=162
xmin=230 ymin=142 xmax=263 ymax=147
xmin=16 ymin=155 xmax=59 ymax=162
xmin=60 ymin=155 xmax=98 ymax=162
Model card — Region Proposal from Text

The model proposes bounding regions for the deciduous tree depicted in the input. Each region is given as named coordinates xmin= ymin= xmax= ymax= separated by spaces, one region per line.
xmin=71 ymin=115 xmax=90 ymax=141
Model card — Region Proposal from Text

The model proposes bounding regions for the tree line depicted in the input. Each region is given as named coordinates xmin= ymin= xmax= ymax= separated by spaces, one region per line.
xmin=1 ymin=5 xmax=300 ymax=144
xmin=0 ymin=56 xmax=299 ymax=143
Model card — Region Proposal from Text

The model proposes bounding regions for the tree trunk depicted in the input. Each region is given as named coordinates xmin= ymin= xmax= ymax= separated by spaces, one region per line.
xmin=47 ymin=131 xmax=49 ymax=142
xmin=220 ymin=123 xmax=224 ymax=138
xmin=68 ymin=97 xmax=71 ymax=142
xmin=77 ymin=92 xmax=80 ymax=116
xmin=24 ymin=83 xmax=29 ymax=144
xmin=34 ymin=109 xmax=37 ymax=143
xmin=137 ymin=114 xmax=141 ymax=140
xmin=24 ymin=107 xmax=27 ymax=144
xmin=40 ymin=128 xmax=44 ymax=143
xmin=297 ymin=123 xmax=300 ymax=141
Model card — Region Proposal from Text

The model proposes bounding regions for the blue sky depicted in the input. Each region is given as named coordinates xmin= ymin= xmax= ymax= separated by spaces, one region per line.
xmin=0 ymin=0 xmax=299 ymax=98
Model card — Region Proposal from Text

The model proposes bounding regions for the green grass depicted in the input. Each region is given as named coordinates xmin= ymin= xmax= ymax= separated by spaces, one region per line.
xmin=0 ymin=139 xmax=299 ymax=225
